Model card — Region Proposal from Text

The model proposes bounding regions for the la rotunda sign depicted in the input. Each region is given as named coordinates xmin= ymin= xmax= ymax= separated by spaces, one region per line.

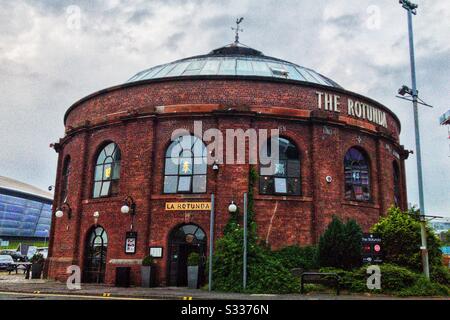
xmin=316 ymin=91 xmax=388 ymax=128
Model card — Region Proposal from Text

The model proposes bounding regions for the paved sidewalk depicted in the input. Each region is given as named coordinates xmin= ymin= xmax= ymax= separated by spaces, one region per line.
xmin=0 ymin=273 xmax=447 ymax=300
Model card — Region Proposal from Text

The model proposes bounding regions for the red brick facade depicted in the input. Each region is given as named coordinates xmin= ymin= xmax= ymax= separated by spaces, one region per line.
xmin=47 ymin=77 xmax=408 ymax=286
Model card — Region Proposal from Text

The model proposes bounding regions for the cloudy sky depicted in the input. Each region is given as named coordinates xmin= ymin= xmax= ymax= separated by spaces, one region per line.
xmin=0 ymin=0 xmax=449 ymax=216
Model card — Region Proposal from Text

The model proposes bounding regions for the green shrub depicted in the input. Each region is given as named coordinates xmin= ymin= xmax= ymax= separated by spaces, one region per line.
xmin=430 ymin=265 xmax=450 ymax=286
xmin=320 ymin=264 xmax=423 ymax=293
xmin=211 ymin=166 xmax=301 ymax=294
xmin=272 ymin=245 xmax=318 ymax=270
xmin=318 ymin=216 xmax=363 ymax=270
xmin=378 ymin=264 xmax=421 ymax=292
xmin=212 ymin=220 xmax=300 ymax=294
xmin=319 ymin=267 xmax=364 ymax=292
xmin=397 ymin=276 xmax=449 ymax=297
xmin=441 ymin=230 xmax=450 ymax=246
xmin=246 ymin=253 xmax=300 ymax=294
xmin=187 ymin=252 xmax=200 ymax=266
xmin=301 ymin=283 xmax=328 ymax=293
xmin=142 ymin=255 xmax=154 ymax=266
xmin=371 ymin=207 xmax=443 ymax=271
xmin=320 ymin=263 xmax=449 ymax=296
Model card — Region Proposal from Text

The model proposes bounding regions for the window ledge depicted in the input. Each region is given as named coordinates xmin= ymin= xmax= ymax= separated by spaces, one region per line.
xmin=254 ymin=195 xmax=313 ymax=202
xmin=341 ymin=200 xmax=380 ymax=209
xmin=151 ymin=194 xmax=211 ymax=201
xmin=82 ymin=196 xmax=122 ymax=204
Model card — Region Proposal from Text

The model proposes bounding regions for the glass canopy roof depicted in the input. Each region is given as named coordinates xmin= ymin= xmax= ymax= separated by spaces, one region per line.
xmin=126 ymin=43 xmax=342 ymax=89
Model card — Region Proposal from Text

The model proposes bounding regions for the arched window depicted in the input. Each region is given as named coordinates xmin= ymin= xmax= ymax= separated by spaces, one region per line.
xmin=93 ymin=142 xmax=121 ymax=198
xmin=60 ymin=156 xmax=70 ymax=203
xmin=164 ymin=135 xmax=207 ymax=194
xmin=393 ymin=161 xmax=401 ymax=206
xmin=259 ymin=137 xmax=300 ymax=195
xmin=344 ymin=147 xmax=370 ymax=201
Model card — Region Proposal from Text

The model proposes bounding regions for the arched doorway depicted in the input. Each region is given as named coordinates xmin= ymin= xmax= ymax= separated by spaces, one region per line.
xmin=168 ymin=224 xmax=206 ymax=287
xmin=84 ymin=226 xmax=108 ymax=283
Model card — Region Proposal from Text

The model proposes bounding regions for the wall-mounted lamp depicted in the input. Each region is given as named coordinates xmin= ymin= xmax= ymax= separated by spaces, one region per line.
xmin=93 ymin=211 xmax=100 ymax=225
xmin=212 ymin=160 xmax=219 ymax=172
xmin=121 ymin=196 xmax=136 ymax=215
xmin=228 ymin=201 xmax=238 ymax=213
xmin=121 ymin=196 xmax=136 ymax=230
xmin=55 ymin=203 xmax=72 ymax=219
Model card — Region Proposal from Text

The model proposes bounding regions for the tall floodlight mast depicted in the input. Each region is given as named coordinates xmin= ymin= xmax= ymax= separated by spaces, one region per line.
xmin=398 ymin=0 xmax=430 ymax=279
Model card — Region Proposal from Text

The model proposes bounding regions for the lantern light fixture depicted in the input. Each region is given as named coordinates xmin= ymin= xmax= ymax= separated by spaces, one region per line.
xmin=121 ymin=196 xmax=136 ymax=215
xmin=55 ymin=202 xmax=72 ymax=219
xmin=93 ymin=211 xmax=100 ymax=225
xmin=228 ymin=201 xmax=238 ymax=213
xmin=212 ymin=160 xmax=219 ymax=172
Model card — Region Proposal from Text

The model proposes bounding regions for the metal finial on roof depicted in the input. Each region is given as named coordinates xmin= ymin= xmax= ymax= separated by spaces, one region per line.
xmin=231 ymin=17 xmax=244 ymax=44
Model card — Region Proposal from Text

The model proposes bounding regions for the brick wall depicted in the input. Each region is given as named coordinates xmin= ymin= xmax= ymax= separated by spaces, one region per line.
xmin=48 ymin=79 xmax=407 ymax=286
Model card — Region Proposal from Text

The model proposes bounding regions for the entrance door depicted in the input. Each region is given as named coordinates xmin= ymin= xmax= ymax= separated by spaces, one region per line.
xmin=168 ymin=224 xmax=206 ymax=287
xmin=84 ymin=226 xmax=108 ymax=283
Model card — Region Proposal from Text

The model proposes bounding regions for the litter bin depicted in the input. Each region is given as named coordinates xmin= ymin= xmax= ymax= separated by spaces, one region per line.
xmin=115 ymin=267 xmax=131 ymax=287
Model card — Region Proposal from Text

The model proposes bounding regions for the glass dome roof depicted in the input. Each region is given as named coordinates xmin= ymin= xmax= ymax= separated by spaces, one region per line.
xmin=126 ymin=43 xmax=342 ymax=89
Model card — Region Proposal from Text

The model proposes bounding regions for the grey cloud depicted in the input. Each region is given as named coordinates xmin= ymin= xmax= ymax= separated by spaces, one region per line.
xmin=326 ymin=13 xmax=361 ymax=28
xmin=0 ymin=0 xmax=449 ymax=216
xmin=127 ymin=8 xmax=154 ymax=24
xmin=165 ymin=32 xmax=186 ymax=51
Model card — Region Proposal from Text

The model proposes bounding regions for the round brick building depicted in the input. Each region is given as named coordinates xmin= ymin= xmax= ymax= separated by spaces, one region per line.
xmin=47 ymin=42 xmax=409 ymax=286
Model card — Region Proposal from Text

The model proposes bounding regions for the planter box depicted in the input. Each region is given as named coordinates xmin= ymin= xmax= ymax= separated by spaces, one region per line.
xmin=187 ymin=266 xmax=199 ymax=289
xmin=141 ymin=266 xmax=156 ymax=287
xmin=31 ymin=263 xmax=43 ymax=279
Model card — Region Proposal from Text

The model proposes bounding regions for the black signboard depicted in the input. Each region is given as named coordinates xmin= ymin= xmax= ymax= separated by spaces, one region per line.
xmin=125 ymin=231 xmax=137 ymax=254
xmin=362 ymin=233 xmax=382 ymax=264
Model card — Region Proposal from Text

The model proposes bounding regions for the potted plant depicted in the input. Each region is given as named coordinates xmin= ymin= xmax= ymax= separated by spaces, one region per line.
xmin=141 ymin=255 xmax=156 ymax=287
xmin=187 ymin=252 xmax=200 ymax=289
xmin=30 ymin=253 xmax=45 ymax=279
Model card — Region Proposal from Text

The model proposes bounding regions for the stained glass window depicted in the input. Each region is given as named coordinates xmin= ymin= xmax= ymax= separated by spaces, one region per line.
xmin=344 ymin=148 xmax=370 ymax=201
xmin=259 ymin=137 xmax=300 ymax=195
xmin=93 ymin=142 xmax=121 ymax=198
xmin=164 ymin=135 xmax=207 ymax=194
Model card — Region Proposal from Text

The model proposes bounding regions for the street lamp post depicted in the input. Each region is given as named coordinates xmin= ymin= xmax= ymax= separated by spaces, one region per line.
xmin=399 ymin=0 xmax=429 ymax=279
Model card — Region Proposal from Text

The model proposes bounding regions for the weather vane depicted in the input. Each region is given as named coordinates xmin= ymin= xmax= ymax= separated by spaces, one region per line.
xmin=231 ymin=17 xmax=244 ymax=44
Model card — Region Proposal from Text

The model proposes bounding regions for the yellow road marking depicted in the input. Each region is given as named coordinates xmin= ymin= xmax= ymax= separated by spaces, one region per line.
xmin=182 ymin=296 xmax=193 ymax=300
xmin=0 ymin=291 xmax=153 ymax=300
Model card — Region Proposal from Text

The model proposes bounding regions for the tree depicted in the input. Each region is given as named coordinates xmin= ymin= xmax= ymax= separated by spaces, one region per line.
xmin=318 ymin=216 xmax=363 ymax=270
xmin=440 ymin=230 xmax=450 ymax=246
xmin=371 ymin=206 xmax=443 ymax=271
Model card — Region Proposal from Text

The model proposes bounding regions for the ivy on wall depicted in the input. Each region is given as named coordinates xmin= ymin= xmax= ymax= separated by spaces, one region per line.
xmin=211 ymin=166 xmax=300 ymax=293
